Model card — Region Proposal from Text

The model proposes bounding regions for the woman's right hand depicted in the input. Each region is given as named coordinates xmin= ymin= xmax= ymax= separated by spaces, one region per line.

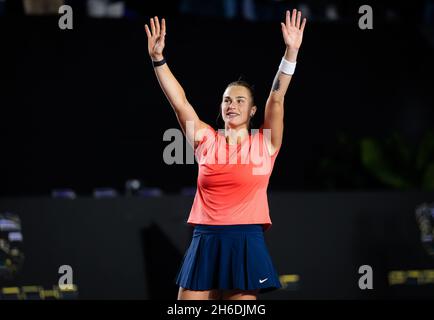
xmin=145 ymin=16 xmax=166 ymax=61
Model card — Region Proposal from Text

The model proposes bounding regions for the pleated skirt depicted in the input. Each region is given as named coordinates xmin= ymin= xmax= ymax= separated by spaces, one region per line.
xmin=175 ymin=224 xmax=281 ymax=292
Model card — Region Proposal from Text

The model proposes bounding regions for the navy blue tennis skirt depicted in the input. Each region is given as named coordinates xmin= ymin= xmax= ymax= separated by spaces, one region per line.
xmin=175 ymin=224 xmax=281 ymax=292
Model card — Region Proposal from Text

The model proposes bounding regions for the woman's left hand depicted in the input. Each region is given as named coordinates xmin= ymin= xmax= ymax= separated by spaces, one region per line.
xmin=281 ymin=9 xmax=306 ymax=51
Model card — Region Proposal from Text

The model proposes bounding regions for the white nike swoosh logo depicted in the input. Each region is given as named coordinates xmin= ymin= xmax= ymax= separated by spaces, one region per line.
xmin=259 ymin=278 xmax=268 ymax=283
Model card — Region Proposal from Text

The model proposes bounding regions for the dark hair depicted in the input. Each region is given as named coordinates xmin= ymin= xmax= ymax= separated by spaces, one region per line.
xmin=216 ymin=79 xmax=256 ymax=129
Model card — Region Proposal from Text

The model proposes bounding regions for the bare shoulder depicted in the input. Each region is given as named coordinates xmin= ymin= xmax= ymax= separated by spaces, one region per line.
xmin=193 ymin=121 xmax=215 ymax=149
xmin=259 ymin=125 xmax=280 ymax=157
xmin=195 ymin=121 xmax=214 ymax=140
xmin=268 ymin=144 xmax=279 ymax=157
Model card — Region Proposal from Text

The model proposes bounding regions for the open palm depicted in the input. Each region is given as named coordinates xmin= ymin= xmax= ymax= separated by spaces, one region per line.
xmin=145 ymin=16 xmax=166 ymax=60
xmin=281 ymin=9 xmax=306 ymax=50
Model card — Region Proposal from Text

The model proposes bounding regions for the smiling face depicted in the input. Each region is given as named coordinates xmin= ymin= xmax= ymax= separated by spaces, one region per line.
xmin=221 ymin=85 xmax=257 ymax=130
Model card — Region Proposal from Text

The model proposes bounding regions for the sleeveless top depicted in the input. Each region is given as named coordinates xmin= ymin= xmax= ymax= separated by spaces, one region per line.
xmin=187 ymin=125 xmax=280 ymax=231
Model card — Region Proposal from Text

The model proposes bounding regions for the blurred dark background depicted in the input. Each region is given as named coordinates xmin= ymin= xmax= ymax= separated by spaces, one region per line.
xmin=1 ymin=0 xmax=433 ymax=196
xmin=1 ymin=0 xmax=434 ymax=300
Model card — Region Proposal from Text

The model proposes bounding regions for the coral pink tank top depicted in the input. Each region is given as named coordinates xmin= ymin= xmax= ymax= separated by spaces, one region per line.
xmin=187 ymin=125 xmax=280 ymax=231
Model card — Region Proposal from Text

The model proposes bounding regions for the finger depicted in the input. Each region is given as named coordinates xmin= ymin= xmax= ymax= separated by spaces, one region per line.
xmin=300 ymin=17 xmax=306 ymax=32
xmin=144 ymin=24 xmax=151 ymax=38
xmin=150 ymin=18 xmax=156 ymax=36
xmin=286 ymin=10 xmax=290 ymax=27
xmin=281 ymin=22 xmax=288 ymax=37
xmin=292 ymin=9 xmax=297 ymax=27
xmin=161 ymin=18 xmax=166 ymax=35
xmin=155 ymin=16 xmax=160 ymax=35
xmin=296 ymin=11 xmax=301 ymax=29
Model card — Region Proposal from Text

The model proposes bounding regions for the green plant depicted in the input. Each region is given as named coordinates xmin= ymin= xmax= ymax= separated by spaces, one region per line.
xmin=361 ymin=130 xmax=434 ymax=190
xmin=317 ymin=129 xmax=434 ymax=190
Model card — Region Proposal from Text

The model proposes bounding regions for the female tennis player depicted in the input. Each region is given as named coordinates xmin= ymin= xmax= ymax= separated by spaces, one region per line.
xmin=145 ymin=9 xmax=306 ymax=300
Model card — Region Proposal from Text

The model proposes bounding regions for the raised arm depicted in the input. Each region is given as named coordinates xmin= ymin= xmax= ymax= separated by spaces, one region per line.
xmin=145 ymin=17 xmax=209 ymax=149
xmin=263 ymin=9 xmax=306 ymax=154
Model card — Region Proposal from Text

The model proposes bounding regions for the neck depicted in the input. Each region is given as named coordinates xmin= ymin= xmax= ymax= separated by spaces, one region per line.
xmin=224 ymin=125 xmax=249 ymax=145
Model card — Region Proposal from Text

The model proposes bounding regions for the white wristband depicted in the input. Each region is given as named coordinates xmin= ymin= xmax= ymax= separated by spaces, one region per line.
xmin=279 ymin=58 xmax=296 ymax=75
